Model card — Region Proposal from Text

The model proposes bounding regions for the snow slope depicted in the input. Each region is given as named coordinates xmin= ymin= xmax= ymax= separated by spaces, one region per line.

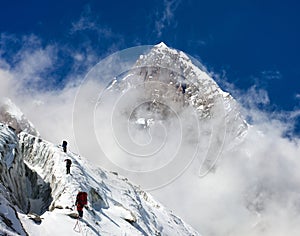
xmin=18 ymin=132 xmax=199 ymax=235
xmin=0 ymin=119 xmax=200 ymax=235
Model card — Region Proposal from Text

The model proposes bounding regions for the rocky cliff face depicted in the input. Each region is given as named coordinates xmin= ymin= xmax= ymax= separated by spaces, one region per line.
xmin=0 ymin=123 xmax=28 ymax=212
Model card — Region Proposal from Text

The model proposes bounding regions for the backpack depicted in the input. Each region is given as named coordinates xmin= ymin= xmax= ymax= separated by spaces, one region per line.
xmin=66 ymin=159 xmax=72 ymax=166
xmin=62 ymin=141 xmax=67 ymax=148
xmin=76 ymin=192 xmax=88 ymax=206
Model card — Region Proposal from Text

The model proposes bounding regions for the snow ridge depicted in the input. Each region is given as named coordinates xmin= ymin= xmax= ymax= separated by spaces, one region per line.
xmin=0 ymin=124 xmax=200 ymax=235
xmin=15 ymin=132 xmax=200 ymax=235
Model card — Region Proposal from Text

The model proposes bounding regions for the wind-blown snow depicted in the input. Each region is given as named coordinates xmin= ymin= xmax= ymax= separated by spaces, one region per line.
xmin=0 ymin=98 xmax=39 ymax=136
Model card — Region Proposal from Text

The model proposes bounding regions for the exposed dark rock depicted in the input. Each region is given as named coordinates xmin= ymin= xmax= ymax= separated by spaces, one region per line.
xmin=89 ymin=187 xmax=109 ymax=210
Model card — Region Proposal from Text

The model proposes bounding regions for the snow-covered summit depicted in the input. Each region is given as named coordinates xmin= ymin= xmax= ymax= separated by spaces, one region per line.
xmin=135 ymin=42 xmax=238 ymax=115
xmin=109 ymin=43 xmax=248 ymax=153
xmin=155 ymin=42 xmax=168 ymax=49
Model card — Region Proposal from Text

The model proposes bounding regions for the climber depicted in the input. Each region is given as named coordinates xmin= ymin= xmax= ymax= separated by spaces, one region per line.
xmin=75 ymin=192 xmax=88 ymax=218
xmin=176 ymin=82 xmax=186 ymax=94
xmin=181 ymin=82 xmax=186 ymax=94
xmin=62 ymin=140 xmax=68 ymax=153
xmin=64 ymin=158 xmax=72 ymax=174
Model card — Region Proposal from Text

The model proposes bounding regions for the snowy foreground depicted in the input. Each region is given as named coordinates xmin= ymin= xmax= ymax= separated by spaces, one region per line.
xmin=0 ymin=123 xmax=200 ymax=235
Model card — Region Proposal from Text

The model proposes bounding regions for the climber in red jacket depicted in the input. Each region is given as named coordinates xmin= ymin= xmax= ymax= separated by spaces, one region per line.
xmin=75 ymin=192 xmax=88 ymax=218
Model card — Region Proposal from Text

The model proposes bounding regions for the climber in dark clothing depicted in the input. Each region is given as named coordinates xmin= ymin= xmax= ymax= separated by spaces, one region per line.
xmin=62 ymin=140 xmax=67 ymax=153
xmin=64 ymin=158 xmax=72 ymax=174
xmin=181 ymin=82 xmax=186 ymax=94
xmin=175 ymin=82 xmax=187 ymax=95
xmin=76 ymin=203 xmax=84 ymax=218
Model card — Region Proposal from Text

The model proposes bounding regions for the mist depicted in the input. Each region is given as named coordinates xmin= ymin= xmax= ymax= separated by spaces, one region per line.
xmin=1 ymin=38 xmax=300 ymax=236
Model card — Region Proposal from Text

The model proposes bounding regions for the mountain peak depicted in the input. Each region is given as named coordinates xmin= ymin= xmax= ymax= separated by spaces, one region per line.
xmin=155 ymin=42 xmax=168 ymax=48
xmin=105 ymin=44 xmax=248 ymax=179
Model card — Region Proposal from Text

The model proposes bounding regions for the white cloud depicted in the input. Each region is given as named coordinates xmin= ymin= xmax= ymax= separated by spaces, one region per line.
xmin=68 ymin=48 xmax=300 ymax=236
xmin=155 ymin=0 xmax=181 ymax=37
xmin=261 ymin=70 xmax=282 ymax=80
xmin=70 ymin=5 xmax=97 ymax=33
xmin=0 ymin=33 xmax=96 ymax=150
xmin=187 ymin=39 xmax=207 ymax=48
xmin=141 ymin=101 xmax=300 ymax=235
xmin=244 ymin=85 xmax=270 ymax=106
xmin=69 ymin=6 xmax=116 ymax=40
xmin=70 ymin=15 xmax=114 ymax=39
xmin=71 ymin=15 xmax=97 ymax=33
xmin=68 ymin=8 xmax=125 ymax=60
xmin=0 ymin=34 xmax=58 ymax=89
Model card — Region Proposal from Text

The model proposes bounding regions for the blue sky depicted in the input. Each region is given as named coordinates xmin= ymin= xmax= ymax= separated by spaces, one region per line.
xmin=1 ymin=0 xmax=300 ymax=134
